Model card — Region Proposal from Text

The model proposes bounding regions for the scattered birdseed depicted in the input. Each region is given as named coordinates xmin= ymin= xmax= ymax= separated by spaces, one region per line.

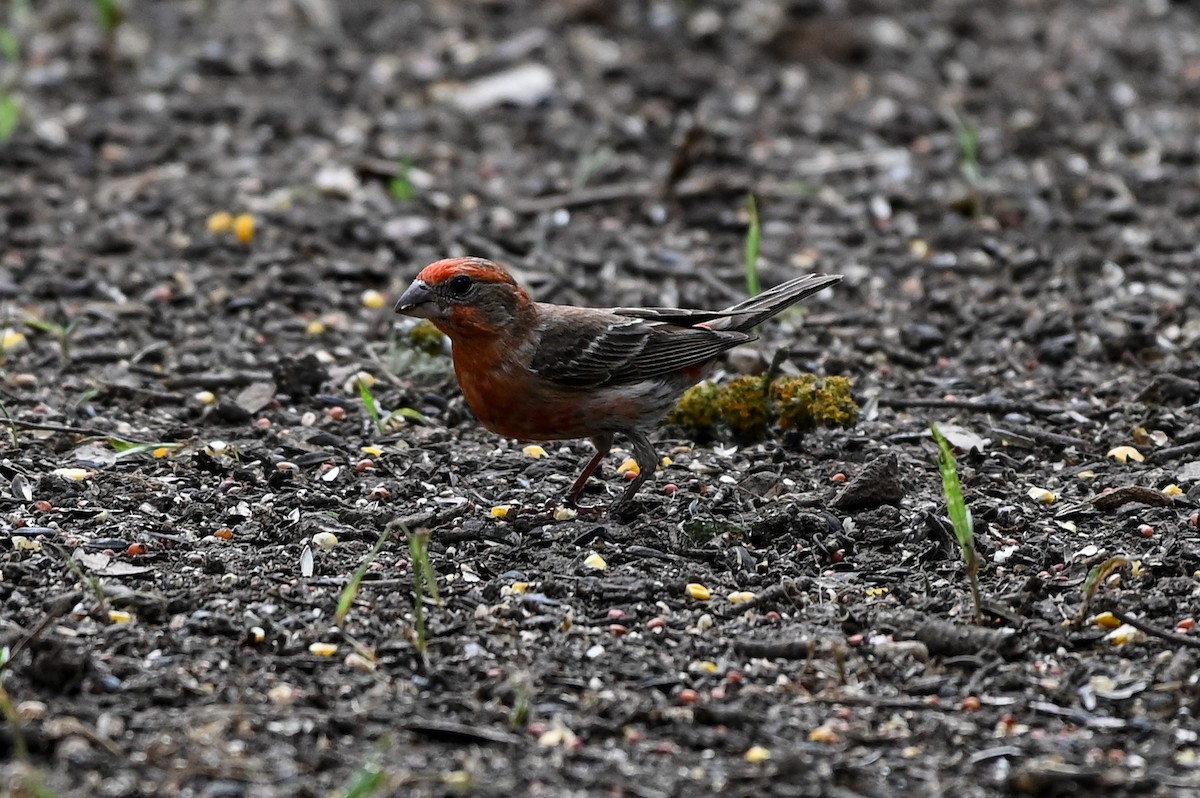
xmin=1107 ymin=446 xmax=1144 ymax=464
xmin=523 ymin=444 xmax=547 ymax=458
xmin=1027 ymin=487 xmax=1056 ymax=505
xmin=1090 ymin=611 xmax=1121 ymax=629
xmin=51 ymin=468 xmax=90 ymax=481
xmin=583 ymin=553 xmax=607 ymax=570
xmin=360 ymin=289 xmax=386 ymax=309
xmin=233 ymin=213 xmax=255 ymax=243
xmin=311 ymin=532 xmax=338 ymax=549
xmin=727 ymin=591 xmax=755 ymax=604
xmin=206 ymin=211 xmax=233 ymax=233
xmin=308 ymin=642 xmax=338 ymax=657
xmin=491 ymin=505 xmax=511 ymax=519
xmin=685 ymin=583 xmax=711 ymax=601
xmin=617 ymin=458 xmax=640 ymax=475
xmin=744 ymin=745 xmax=771 ymax=763
xmin=108 ymin=610 xmax=133 ymax=624
xmin=554 ymin=507 xmax=577 ymax=521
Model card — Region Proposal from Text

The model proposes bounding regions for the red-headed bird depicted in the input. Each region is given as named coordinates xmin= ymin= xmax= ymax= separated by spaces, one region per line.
xmin=395 ymin=257 xmax=840 ymax=511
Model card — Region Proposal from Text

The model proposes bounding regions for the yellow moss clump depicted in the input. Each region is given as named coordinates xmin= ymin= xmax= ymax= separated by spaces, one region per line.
xmin=772 ymin=375 xmax=858 ymax=431
xmin=666 ymin=380 xmax=722 ymax=431
xmin=719 ymin=375 xmax=773 ymax=439
xmin=408 ymin=319 xmax=446 ymax=355
xmin=668 ymin=373 xmax=858 ymax=441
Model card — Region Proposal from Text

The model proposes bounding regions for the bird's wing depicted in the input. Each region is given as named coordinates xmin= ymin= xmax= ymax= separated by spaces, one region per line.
xmin=611 ymin=273 xmax=841 ymax=332
xmin=529 ymin=306 xmax=749 ymax=388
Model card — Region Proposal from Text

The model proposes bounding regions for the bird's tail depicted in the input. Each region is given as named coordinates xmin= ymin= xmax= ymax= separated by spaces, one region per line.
xmin=717 ymin=273 xmax=842 ymax=332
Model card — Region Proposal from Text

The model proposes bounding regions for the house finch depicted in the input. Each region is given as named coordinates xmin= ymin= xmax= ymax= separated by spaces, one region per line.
xmin=395 ymin=257 xmax=841 ymax=511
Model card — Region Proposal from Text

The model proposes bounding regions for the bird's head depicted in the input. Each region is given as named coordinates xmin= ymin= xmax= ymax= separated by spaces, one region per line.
xmin=394 ymin=257 xmax=532 ymax=338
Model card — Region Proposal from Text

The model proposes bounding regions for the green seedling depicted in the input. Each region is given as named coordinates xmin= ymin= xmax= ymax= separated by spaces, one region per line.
xmin=950 ymin=111 xmax=982 ymax=187
xmin=356 ymin=378 xmax=385 ymax=435
xmin=0 ymin=93 xmax=17 ymax=145
xmin=408 ymin=529 xmax=441 ymax=662
xmin=389 ymin=159 xmax=414 ymax=201
xmin=573 ymin=145 xmax=614 ymax=189
xmin=743 ymin=194 xmax=761 ymax=297
xmin=24 ymin=317 xmax=77 ymax=361
xmin=0 ymin=399 xmax=18 ymax=448
xmin=335 ymin=524 xmax=394 ymax=626
xmin=1073 ymin=555 xmax=1131 ymax=625
xmin=93 ymin=0 xmax=123 ymax=59
xmin=931 ymin=424 xmax=982 ymax=623
xmin=338 ymin=761 xmax=387 ymax=798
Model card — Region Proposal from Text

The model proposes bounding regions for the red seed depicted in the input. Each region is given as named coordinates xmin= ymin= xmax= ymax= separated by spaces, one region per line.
xmin=355 ymin=458 xmax=375 ymax=472
xmin=327 ymin=406 xmax=346 ymax=421
xmin=831 ymin=473 xmax=847 ymax=483
xmin=126 ymin=543 xmax=147 ymax=556
xmin=609 ymin=624 xmax=628 ymax=636
xmin=664 ymin=483 xmax=679 ymax=496
xmin=255 ymin=417 xmax=272 ymax=429
xmin=607 ymin=608 xmax=625 ymax=620
xmin=831 ymin=549 xmax=845 ymax=563
xmin=678 ymin=689 xmax=698 ymax=706
xmin=646 ymin=616 xmax=667 ymax=631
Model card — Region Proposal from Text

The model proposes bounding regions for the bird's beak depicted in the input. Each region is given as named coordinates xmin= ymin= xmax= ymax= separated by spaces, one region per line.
xmin=394 ymin=279 xmax=443 ymax=319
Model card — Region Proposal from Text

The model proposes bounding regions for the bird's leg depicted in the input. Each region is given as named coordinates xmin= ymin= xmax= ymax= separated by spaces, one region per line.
xmin=563 ymin=433 xmax=614 ymax=510
xmin=609 ymin=431 xmax=658 ymax=513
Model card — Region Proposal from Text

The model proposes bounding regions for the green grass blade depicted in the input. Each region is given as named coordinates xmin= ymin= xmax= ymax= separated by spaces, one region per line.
xmin=744 ymin=194 xmax=761 ymax=297
xmin=335 ymin=525 xmax=394 ymax=625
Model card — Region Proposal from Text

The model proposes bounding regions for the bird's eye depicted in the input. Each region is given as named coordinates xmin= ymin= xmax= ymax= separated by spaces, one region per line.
xmin=447 ymin=274 xmax=473 ymax=297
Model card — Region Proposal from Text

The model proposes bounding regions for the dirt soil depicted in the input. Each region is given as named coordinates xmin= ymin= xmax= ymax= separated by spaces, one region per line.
xmin=2 ymin=1 xmax=1200 ymax=796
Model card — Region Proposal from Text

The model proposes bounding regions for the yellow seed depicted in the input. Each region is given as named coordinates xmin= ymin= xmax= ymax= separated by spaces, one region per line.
xmin=108 ymin=610 xmax=133 ymax=624
xmin=685 ymin=583 xmax=711 ymax=601
xmin=51 ymin=468 xmax=90 ymax=481
xmin=1164 ymin=484 xmax=1184 ymax=497
xmin=2 ymin=329 xmax=26 ymax=350
xmin=660 ymin=456 xmax=672 ymax=467
xmin=522 ymin=445 xmax=547 ymax=458
xmin=554 ymin=507 xmax=577 ymax=521
xmin=510 ymin=581 xmax=528 ymax=594
xmin=352 ymin=371 xmax=376 ymax=390
xmin=306 ymin=319 xmax=326 ymax=335
xmin=727 ymin=591 xmax=756 ymax=604
xmin=1104 ymin=624 xmax=1145 ymax=646
xmin=808 ymin=725 xmax=840 ymax=743
xmin=308 ymin=642 xmax=338 ymax=657
xmin=695 ymin=660 xmax=719 ymax=673
xmin=1107 ymin=446 xmax=1144 ymax=464
xmin=12 ymin=536 xmax=40 ymax=552
xmin=233 ymin=213 xmax=255 ymax=243
xmin=744 ymin=745 xmax=771 ymax=763
xmin=152 ymin=447 xmax=173 ymax=458
xmin=617 ymin=458 xmax=640 ymax=475
xmin=583 ymin=553 xmax=607 ymax=570
xmin=207 ymin=211 xmax=233 ymax=233
xmin=361 ymin=445 xmax=384 ymax=457
xmin=1077 ymin=470 xmax=1096 ymax=480
xmin=909 ymin=239 xmax=930 ymax=258
xmin=204 ymin=440 xmax=230 ymax=457
xmin=249 ymin=626 xmax=265 ymax=643
xmin=1027 ymin=487 xmax=1056 ymax=505
xmin=360 ymin=289 xmax=386 ymax=309
xmin=491 ymin=505 xmax=511 ymax=519
xmin=194 ymin=390 xmax=217 ymax=405
xmin=1090 ymin=611 xmax=1121 ymax=629
xmin=866 ymin=587 xmax=890 ymax=598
